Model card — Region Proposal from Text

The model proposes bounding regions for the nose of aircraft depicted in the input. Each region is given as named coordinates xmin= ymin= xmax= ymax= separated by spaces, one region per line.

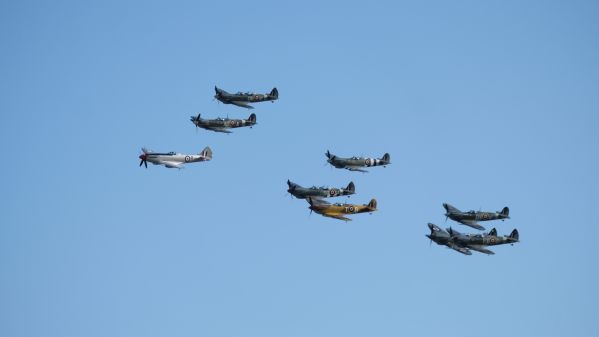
xmin=139 ymin=154 xmax=146 ymax=160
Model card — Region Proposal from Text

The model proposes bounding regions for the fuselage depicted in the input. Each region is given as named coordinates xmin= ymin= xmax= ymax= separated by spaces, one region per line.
xmin=447 ymin=211 xmax=507 ymax=222
xmin=145 ymin=153 xmax=206 ymax=165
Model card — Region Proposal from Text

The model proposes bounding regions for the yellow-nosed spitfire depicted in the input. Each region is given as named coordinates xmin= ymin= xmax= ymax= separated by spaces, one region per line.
xmin=307 ymin=197 xmax=377 ymax=221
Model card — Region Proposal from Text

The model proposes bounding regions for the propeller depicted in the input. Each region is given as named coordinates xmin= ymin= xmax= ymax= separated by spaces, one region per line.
xmin=286 ymin=180 xmax=296 ymax=198
xmin=138 ymin=154 xmax=147 ymax=168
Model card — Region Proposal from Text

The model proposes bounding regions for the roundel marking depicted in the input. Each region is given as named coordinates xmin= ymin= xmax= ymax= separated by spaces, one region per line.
xmin=490 ymin=237 xmax=496 ymax=244
xmin=330 ymin=189 xmax=337 ymax=196
xmin=185 ymin=155 xmax=191 ymax=162
xmin=349 ymin=206 xmax=355 ymax=212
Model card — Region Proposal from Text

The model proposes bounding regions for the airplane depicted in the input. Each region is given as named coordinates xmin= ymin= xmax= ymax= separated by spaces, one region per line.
xmin=214 ymin=86 xmax=279 ymax=109
xmin=443 ymin=203 xmax=510 ymax=230
xmin=307 ymin=197 xmax=377 ymax=221
xmin=287 ymin=180 xmax=355 ymax=199
xmin=190 ymin=113 xmax=256 ymax=134
xmin=426 ymin=223 xmax=519 ymax=255
xmin=138 ymin=147 xmax=212 ymax=169
xmin=325 ymin=150 xmax=390 ymax=173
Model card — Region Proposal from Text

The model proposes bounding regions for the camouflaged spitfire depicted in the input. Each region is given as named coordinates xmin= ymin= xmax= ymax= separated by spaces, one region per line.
xmin=214 ymin=86 xmax=278 ymax=109
xmin=191 ymin=113 xmax=256 ymax=134
xmin=443 ymin=203 xmax=510 ymax=230
xmin=426 ymin=223 xmax=519 ymax=255
xmin=287 ymin=180 xmax=355 ymax=199
xmin=325 ymin=150 xmax=390 ymax=173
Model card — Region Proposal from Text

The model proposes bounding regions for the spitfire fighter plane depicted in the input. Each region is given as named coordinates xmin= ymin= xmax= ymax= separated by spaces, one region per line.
xmin=214 ymin=86 xmax=279 ymax=109
xmin=287 ymin=180 xmax=355 ymax=199
xmin=325 ymin=150 xmax=390 ymax=173
xmin=426 ymin=223 xmax=519 ymax=255
xmin=307 ymin=197 xmax=377 ymax=221
xmin=138 ymin=147 xmax=212 ymax=169
xmin=190 ymin=113 xmax=256 ymax=134
xmin=443 ymin=203 xmax=510 ymax=230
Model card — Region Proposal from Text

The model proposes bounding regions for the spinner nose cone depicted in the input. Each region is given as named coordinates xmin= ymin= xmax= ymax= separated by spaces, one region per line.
xmin=139 ymin=154 xmax=146 ymax=160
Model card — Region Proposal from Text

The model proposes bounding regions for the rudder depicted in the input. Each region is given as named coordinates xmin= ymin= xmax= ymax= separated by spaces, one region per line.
xmin=346 ymin=181 xmax=355 ymax=193
xmin=270 ymin=87 xmax=279 ymax=99
xmin=200 ymin=146 xmax=213 ymax=160
xmin=509 ymin=229 xmax=519 ymax=241
xmin=368 ymin=198 xmax=377 ymax=210
xmin=248 ymin=113 xmax=257 ymax=124
xmin=381 ymin=153 xmax=391 ymax=163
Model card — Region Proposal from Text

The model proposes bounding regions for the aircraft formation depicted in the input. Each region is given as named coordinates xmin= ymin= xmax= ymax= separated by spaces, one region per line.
xmin=138 ymin=86 xmax=276 ymax=169
xmin=287 ymin=149 xmax=391 ymax=221
xmin=139 ymin=85 xmax=519 ymax=256
xmin=427 ymin=203 xmax=519 ymax=255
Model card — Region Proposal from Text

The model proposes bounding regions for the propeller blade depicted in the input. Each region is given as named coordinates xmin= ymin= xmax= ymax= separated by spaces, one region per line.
xmin=144 ymin=160 xmax=147 ymax=168
xmin=139 ymin=159 xmax=144 ymax=167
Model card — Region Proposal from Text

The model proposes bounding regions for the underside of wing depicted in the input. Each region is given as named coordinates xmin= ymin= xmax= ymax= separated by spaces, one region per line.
xmin=346 ymin=166 xmax=368 ymax=173
xmin=467 ymin=245 xmax=495 ymax=255
xmin=323 ymin=213 xmax=352 ymax=222
xmin=231 ymin=101 xmax=254 ymax=109
xmin=161 ymin=161 xmax=184 ymax=169
xmin=447 ymin=242 xmax=472 ymax=255
xmin=204 ymin=126 xmax=232 ymax=133
xmin=309 ymin=197 xmax=330 ymax=206
xmin=459 ymin=220 xmax=485 ymax=230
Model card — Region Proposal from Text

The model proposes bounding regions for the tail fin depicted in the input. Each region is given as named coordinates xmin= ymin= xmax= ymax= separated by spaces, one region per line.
xmin=381 ymin=153 xmax=391 ymax=163
xmin=488 ymin=228 xmax=497 ymax=237
xmin=325 ymin=150 xmax=332 ymax=159
xmin=346 ymin=181 xmax=355 ymax=194
xmin=248 ymin=113 xmax=257 ymax=124
xmin=200 ymin=146 xmax=212 ymax=160
xmin=501 ymin=207 xmax=510 ymax=217
xmin=368 ymin=198 xmax=377 ymax=210
xmin=269 ymin=87 xmax=279 ymax=99
xmin=509 ymin=229 xmax=519 ymax=241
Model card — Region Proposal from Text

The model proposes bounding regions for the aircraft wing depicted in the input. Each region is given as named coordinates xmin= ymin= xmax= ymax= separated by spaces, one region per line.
xmin=447 ymin=242 xmax=472 ymax=255
xmin=160 ymin=161 xmax=184 ymax=169
xmin=308 ymin=197 xmax=330 ymax=206
xmin=345 ymin=166 xmax=368 ymax=173
xmin=203 ymin=126 xmax=232 ymax=134
xmin=323 ymin=213 xmax=352 ymax=222
xmin=466 ymin=245 xmax=495 ymax=255
xmin=230 ymin=101 xmax=254 ymax=109
xmin=458 ymin=220 xmax=485 ymax=230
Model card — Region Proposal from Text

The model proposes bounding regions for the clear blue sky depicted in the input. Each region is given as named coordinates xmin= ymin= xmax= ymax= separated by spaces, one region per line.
xmin=1 ymin=1 xmax=598 ymax=336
